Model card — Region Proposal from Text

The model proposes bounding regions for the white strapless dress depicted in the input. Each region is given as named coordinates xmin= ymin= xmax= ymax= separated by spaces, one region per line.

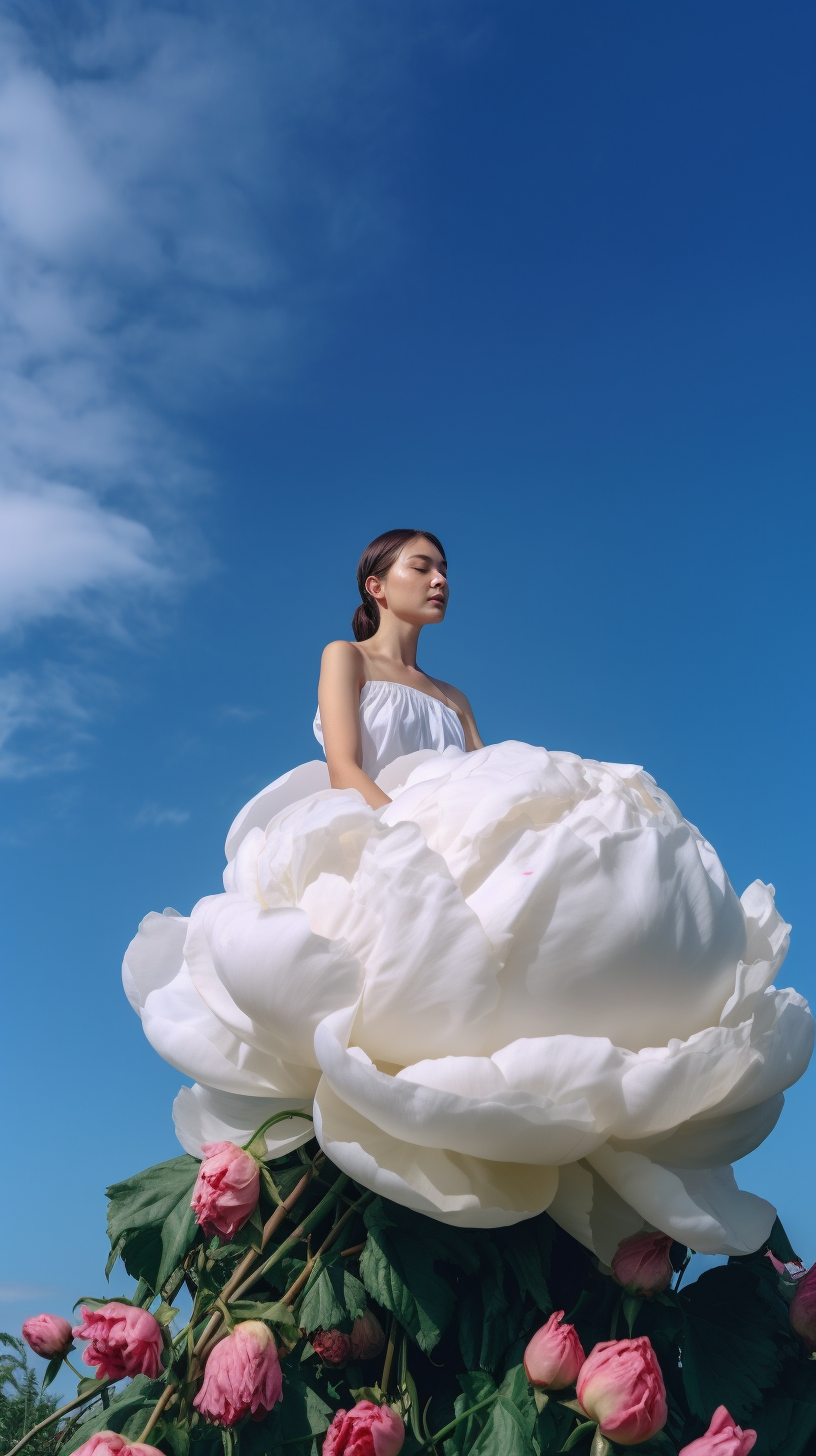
xmin=123 ymin=683 xmax=813 ymax=1261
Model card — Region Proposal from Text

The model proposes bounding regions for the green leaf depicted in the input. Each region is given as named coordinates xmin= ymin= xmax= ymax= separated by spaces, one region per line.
xmin=498 ymin=1224 xmax=553 ymax=1314
xmin=469 ymin=1396 xmax=531 ymax=1455
xmin=297 ymin=1245 xmax=368 ymax=1333
xmin=41 ymin=1356 xmax=63 ymax=1391
xmin=61 ymin=1375 xmax=165 ymax=1453
xmin=680 ymin=1265 xmax=786 ymax=1423
xmin=766 ymin=1217 xmax=801 ymax=1266
xmin=106 ymin=1154 xmax=201 ymax=1291
xmin=153 ymin=1303 xmax=179 ymax=1328
xmin=443 ymin=1372 xmax=497 ymax=1456
xmin=276 ymin=1364 xmax=334 ymax=1451
xmin=360 ymin=1199 xmax=456 ymax=1353
xmin=623 ymin=1293 xmax=644 ymax=1335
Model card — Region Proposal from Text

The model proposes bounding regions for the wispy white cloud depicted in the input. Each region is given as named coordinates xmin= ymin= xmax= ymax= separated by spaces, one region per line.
xmin=0 ymin=667 xmax=95 ymax=779
xmin=134 ymin=803 xmax=190 ymax=828
xmin=0 ymin=0 xmax=418 ymax=772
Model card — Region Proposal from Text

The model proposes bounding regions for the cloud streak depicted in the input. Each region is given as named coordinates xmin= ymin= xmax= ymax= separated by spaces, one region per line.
xmin=0 ymin=0 xmax=418 ymax=772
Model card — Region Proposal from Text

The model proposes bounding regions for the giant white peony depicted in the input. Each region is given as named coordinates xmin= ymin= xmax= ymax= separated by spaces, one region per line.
xmin=123 ymin=742 xmax=813 ymax=1262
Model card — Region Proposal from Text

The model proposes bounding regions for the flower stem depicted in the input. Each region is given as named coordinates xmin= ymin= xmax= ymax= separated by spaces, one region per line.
xmin=191 ymin=1166 xmax=314 ymax=1362
xmin=560 ymin=1419 xmax=598 ymax=1451
xmin=137 ymin=1382 xmax=177 ymax=1444
xmin=242 ymin=1109 xmax=313 ymax=1151
xmin=283 ymin=1191 xmax=373 ymax=1309
xmin=418 ymin=1391 xmax=499 ymax=1449
xmin=4 ymin=1381 xmax=113 ymax=1456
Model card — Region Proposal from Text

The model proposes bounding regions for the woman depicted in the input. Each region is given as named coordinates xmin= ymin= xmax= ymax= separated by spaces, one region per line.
xmin=124 ymin=529 xmax=812 ymax=1263
xmin=316 ymin=528 xmax=481 ymax=810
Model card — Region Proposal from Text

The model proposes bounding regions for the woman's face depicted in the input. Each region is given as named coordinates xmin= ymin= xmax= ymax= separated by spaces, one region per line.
xmin=367 ymin=536 xmax=449 ymax=627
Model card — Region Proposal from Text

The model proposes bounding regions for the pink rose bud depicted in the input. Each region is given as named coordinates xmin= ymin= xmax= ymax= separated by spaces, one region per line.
xmin=22 ymin=1314 xmax=74 ymax=1359
xmin=312 ymin=1329 xmax=352 ymax=1366
xmin=323 ymin=1399 xmax=405 ymax=1455
xmin=71 ymin=1302 xmax=163 ymax=1382
xmin=678 ymin=1404 xmax=757 ymax=1455
xmin=193 ymin=1320 xmax=283 ymax=1427
xmin=612 ymin=1231 xmax=674 ymax=1296
xmin=349 ymin=1310 xmax=386 ymax=1361
xmin=523 ymin=1310 xmax=585 ymax=1389
xmin=191 ymin=1141 xmax=260 ymax=1242
xmin=72 ymin=1437 xmax=164 ymax=1456
xmin=789 ymin=1261 xmax=816 ymax=1351
xmin=576 ymin=1336 xmax=668 ymax=1446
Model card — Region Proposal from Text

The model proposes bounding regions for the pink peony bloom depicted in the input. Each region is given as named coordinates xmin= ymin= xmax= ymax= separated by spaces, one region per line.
xmin=72 ymin=1436 xmax=164 ymax=1456
xmin=72 ymin=1302 xmax=163 ymax=1382
xmin=678 ymin=1405 xmax=757 ymax=1454
xmin=789 ymin=1262 xmax=816 ymax=1351
xmin=523 ymin=1310 xmax=585 ymax=1389
xmin=193 ymin=1320 xmax=282 ymax=1427
xmin=22 ymin=1314 xmax=74 ymax=1359
xmin=577 ymin=1336 xmax=667 ymax=1446
xmin=323 ymin=1399 xmax=404 ymax=1455
xmin=612 ymin=1231 xmax=674 ymax=1296
xmin=349 ymin=1310 xmax=386 ymax=1362
xmin=191 ymin=1141 xmax=260 ymax=1242
xmin=312 ymin=1329 xmax=352 ymax=1366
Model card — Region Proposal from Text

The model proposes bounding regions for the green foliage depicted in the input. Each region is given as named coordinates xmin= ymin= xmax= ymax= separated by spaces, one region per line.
xmin=679 ymin=1265 xmax=790 ymax=1424
xmin=62 ymin=1376 xmax=166 ymax=1454
xmin=11 ymin=1140 xmax=815 ymax=1456
xmin=106 ymin=1154 xmax=201 ymax=1292
xmin=296 ymin=1245 xmax=367 ymax=1334
xmin=0 ymin=1334 xmax=61 ymax=1456
xmin=360 ymin=1199 xmax=460 ymax=1353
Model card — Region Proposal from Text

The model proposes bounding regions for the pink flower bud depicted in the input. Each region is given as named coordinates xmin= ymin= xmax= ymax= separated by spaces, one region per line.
xmin=72 ymin=1302 xmax=163 ymax=1382
xmin=678 ymin=1405 xmax=757 ymax=1454
xmin=789 ymin=1261 xmax=816 ymax=1351
xmin=72 ymin=1436 xmax=164 ymax=1456
xmin=323 ymin=1399 xmax=405 ymax=1455
xmin=22 ymin=1314 xmax=74 ymax=1359
xmin=349 ymin=1310 xmax=386 ymax=1362
xmin=576 ymin=1336 xmax=668 ymax=1446
xmin=312 ymin=1329 xmax=352 ymax=1366
xmin=523 ymin=1310 xmax=585 ymax=1389
xmin=191 ymin=1141 xmax=260 ymax=1242
xmin=612 ymin=1231 xmax=674 ymax=1296
xmin=193 ymin=1320 xmax=282 ymax=1427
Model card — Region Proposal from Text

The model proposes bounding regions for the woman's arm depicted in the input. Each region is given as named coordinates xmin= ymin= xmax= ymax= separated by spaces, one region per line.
xmin=318 ymin=642 xmax=391 ymax=809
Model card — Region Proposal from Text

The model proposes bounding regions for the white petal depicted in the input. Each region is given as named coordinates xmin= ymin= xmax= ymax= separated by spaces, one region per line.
xmin=314 ymin=1076 xmax=558 ymax=1227
xmin=188 ymin=895 xmax=362 ymax=1067
xmin=224 ymin=761 xmax=330 ymax=865
xmin=586 ymin=1145 xmax=775 ymax=1254
xmin=545 ymin=1161 xmax=648 ymax=1265
xmin=173 ymin=1083 xmax=314 ymax=1159
xmin=125 ymin=903 xmax=316 ymax=1096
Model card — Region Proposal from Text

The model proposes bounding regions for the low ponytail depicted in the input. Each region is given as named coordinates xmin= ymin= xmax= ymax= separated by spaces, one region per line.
xmin=352 ymin=598 xmax=379 ymax=642
xmin=352 ymin=528 xmax=446 ymax=642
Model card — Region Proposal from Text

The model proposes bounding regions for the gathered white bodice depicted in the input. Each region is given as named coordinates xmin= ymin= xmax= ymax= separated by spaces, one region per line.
xmin=313 ymin=678 xmax=466 ymax=778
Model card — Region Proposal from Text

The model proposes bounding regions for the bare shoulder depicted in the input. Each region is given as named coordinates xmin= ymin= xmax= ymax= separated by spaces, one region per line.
xmin=428 ymin=674 xmax=474 ymax=715
xmin=320 ymin=640 xmax=365 ymax=685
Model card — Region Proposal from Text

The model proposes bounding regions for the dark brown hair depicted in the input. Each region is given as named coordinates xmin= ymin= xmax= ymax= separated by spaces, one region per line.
xmin=352 ymin=528 xmax=447 ymax=641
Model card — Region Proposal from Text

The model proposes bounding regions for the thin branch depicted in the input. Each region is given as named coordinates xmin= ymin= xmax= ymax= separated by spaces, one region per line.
xmin=282 ymin=1192 xmax=372 ymax=1308
xmin=191 ymin=1167 xmax=313 ymax=1360
xmin=137 ymin=1382 xmax=178 ymax=1444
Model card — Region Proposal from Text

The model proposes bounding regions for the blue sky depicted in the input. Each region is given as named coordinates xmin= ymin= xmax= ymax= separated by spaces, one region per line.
xmin=1 ymin=0 xmax=813 ymax=1389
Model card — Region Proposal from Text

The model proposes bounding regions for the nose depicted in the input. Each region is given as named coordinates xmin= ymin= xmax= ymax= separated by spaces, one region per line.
xmin=431 ymin=568 xmax=447 ymax=590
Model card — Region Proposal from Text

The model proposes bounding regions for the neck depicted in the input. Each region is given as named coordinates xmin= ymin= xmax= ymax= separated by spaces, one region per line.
xmin=368 ymin=615 xmax=422 ymax=667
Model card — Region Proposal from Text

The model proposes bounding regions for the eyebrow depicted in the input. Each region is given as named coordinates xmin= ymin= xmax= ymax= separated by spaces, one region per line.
xmin=407 ymin=553 xmax=447 ymax=568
